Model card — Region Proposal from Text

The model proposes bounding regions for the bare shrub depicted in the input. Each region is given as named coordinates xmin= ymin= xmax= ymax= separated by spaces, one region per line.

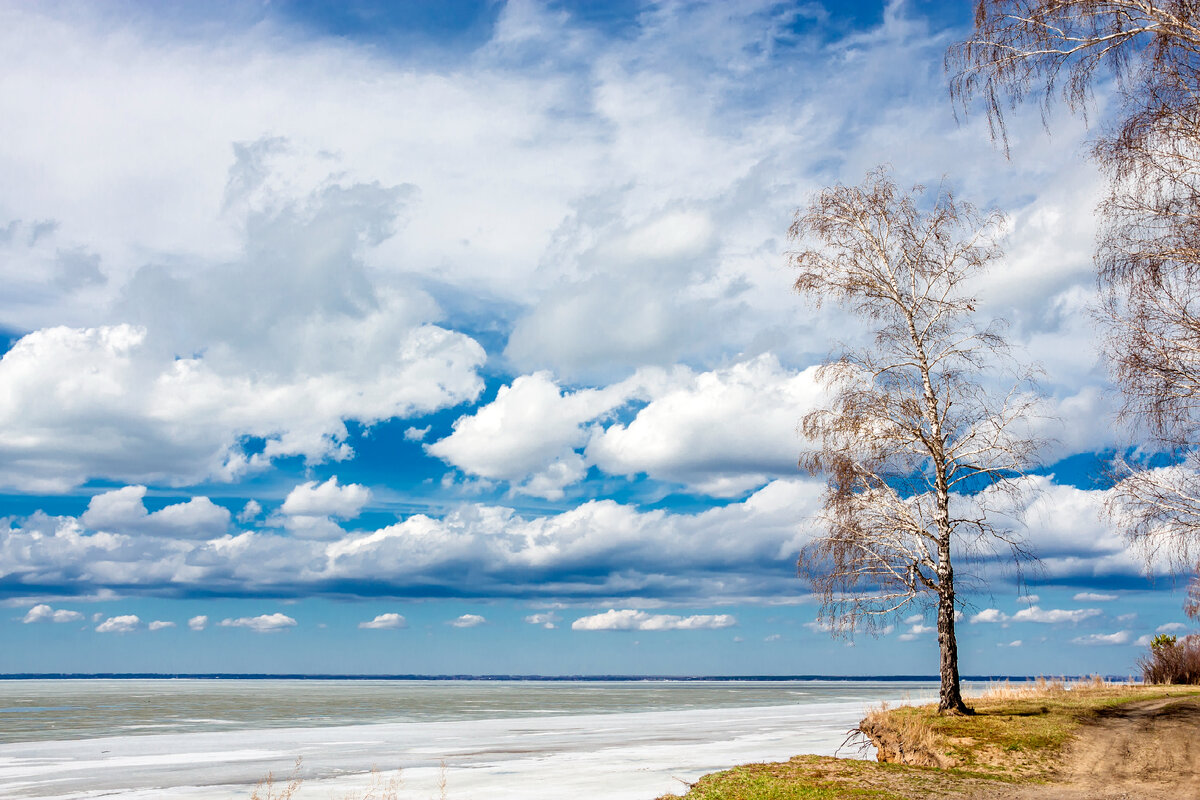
xmin=1139 ymin=633 xmax=1200 ymax=684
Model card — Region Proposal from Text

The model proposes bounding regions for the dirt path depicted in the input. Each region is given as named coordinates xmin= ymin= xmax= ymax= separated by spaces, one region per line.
xmin=995 ymin=698 xmax=1200 ymax=800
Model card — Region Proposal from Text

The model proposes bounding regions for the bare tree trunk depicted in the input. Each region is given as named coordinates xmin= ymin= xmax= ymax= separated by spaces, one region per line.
xmin=936 ymin=546 xmax=970 ymax=714
xmin=932 ymin=426 xmax=970 ymax=714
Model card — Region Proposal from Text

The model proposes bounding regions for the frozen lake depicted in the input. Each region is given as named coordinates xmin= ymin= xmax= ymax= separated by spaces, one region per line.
xmin=0 ymin=679 xmax=941 ymax=799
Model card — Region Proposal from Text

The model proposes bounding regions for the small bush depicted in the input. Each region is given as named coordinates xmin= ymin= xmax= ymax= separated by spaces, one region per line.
xmin=1139 ymin=633 xmax=1200 ymax=684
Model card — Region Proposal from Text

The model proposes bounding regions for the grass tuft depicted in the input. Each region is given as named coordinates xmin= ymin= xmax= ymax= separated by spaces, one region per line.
xmin=250 ymin=757 xmax=304 ymax=800
xmin=856 ymin=702 xmax=944 ymax=768
xmin=332 ymin=768 xmax=401 ymax=800
xmin=251 ymin=760 xmax=410 ymax=800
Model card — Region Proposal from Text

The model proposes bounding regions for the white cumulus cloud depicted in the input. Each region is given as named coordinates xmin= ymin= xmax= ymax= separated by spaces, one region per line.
xmin=431 ymin=356 xmax=827 ymax=499
xmin=427 ymin=371 xmax=653 ymax=500
xmin=1072 ymin=631 xmax=1132 ymax=646
xmin=237 ymin=500 xmax=262 ymax=524
xmin=187 ymin=615 xmax=208 ymax=631
xmin=403 ymin=426 xmax=431 ymax=442
xmin=148 ymin=620 xmax=175 ymax=631
xmin=95 ymin=614 xmax=140 ymax=633
xmin=22 ymin=604 xmax=83 ymax=623
xmin=359 ymin=613 xmax=408 ymax=630
xmin=219 ymin=613 xmax=297 ymax=633
xmin=281 ymin=477 xmax=370 ymax=519
xmin=898 ymin=622 xmax=936 ymax=641
xmin=448 ymin=614 xmax=487 ymax=628
xmin=0 ymin=313 xmax=483 ymax=494
xmin=571 ymin=609 xmax=736 ymax=631
xmin=587 ymin=356 xmax=825 ymax=496
xmin=82 ymin=485 xmax=230 ymax=538
xmin=1012 ymin=606 xmax=1102 ymax=624
xmin=971 ymin=605 xmax=1106 ymax=626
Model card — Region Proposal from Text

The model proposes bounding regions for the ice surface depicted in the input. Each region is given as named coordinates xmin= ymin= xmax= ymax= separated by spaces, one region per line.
xmin=0 ymin=700 xmax=891 ymax=800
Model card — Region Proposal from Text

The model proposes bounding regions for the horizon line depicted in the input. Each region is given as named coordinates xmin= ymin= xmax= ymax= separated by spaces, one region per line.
xmin=0 ymin=672 xmax=1137 ymax=681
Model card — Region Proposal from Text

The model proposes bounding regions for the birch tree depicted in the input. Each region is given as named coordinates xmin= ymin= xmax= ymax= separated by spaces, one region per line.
xmin=789 ymin=168 xmax=1041 ymax=714
xmin=949 ymin=1 xmax=1200 ymax=607
xmin=946 ymin=1 xmax=1200 ymax=156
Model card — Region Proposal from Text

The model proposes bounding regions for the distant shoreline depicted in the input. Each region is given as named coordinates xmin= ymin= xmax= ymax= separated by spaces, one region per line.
xmin=0 ymin=672 xmax=1132 ymax=681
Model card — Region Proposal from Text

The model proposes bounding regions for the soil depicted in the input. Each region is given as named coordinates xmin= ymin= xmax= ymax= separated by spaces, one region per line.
xmin=977 ymin=698 xmax=1200 ymax=800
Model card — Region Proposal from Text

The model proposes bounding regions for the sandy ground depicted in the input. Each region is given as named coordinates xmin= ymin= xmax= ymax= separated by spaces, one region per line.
xmin=989 ymin=698 xmax=1200 ymax=800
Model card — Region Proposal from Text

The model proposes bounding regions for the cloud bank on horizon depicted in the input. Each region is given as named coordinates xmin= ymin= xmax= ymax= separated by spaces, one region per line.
xmin=0 ymin=0 xmax=1187 ymax=672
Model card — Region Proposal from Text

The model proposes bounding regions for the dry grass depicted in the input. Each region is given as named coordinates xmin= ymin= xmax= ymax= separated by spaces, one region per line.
xmin=973 ymin=674 xmax=1113 ymax=701
xmin=662 ymin=682 xmax=1200 ymax=800
xmin=436 ymin=760 xmax=448 ymax=800
xmin=856 ymin=702 xmax=944 ymax=768
xmin=332 ymin=768 xmax=401 ymax=800
xmin=250 ymin=758 xmax=304 ymax=800
xmin=249 ymin=760 xmax=410 ymax=800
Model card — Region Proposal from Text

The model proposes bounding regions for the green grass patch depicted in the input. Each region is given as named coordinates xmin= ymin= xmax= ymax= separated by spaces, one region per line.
xmin=662 ymin=756 xmax=958 ymax=800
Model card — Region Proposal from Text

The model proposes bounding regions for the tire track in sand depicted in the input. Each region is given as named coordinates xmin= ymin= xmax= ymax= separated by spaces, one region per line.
xmin=994 ymin=697 xmax=1200 ymax=800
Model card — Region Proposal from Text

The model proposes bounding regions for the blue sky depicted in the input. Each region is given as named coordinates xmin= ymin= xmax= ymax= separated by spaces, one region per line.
xmin=0 ymin=0 xmax=1193 ymax=677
